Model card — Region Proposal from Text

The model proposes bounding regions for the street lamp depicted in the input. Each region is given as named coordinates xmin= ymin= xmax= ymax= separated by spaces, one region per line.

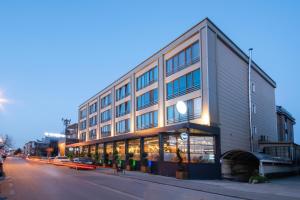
xmin=176 ymin=101 xmax=187 ymax=116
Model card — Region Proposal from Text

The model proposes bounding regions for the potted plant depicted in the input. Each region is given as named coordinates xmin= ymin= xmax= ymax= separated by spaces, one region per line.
xmin=175 ymin=149 xmax=188 ymax=179
xmin=141 ymin=152 xmax=149 ymax=173
xmin=126 ymin=153 xmax=134 ymax=171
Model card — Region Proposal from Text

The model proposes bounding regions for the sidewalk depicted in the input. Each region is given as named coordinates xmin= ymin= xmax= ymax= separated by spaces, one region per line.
xmin=95 ymin=167 xmax=300 ymax=200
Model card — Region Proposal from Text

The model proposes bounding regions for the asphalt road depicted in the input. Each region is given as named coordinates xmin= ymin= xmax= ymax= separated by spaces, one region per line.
xmin=0 ymin=157 xmax=240 ymax=200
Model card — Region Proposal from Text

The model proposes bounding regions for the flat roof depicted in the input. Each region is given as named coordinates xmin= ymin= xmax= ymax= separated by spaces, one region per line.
xmin=79 ymin=17 xmax=276 ymax=108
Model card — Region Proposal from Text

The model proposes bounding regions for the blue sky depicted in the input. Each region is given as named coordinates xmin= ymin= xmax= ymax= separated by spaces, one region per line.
xmin=0 ymin=0 xmax=299 ymax=148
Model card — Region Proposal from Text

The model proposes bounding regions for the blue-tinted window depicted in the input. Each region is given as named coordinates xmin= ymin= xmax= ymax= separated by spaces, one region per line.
xmin=193 ymin=69 xmax=201 ymax=87
xmin=136 ymin=88 xmax=158 ymax=110
xmin=178 ymin=51 xmax=185 ymax=67
xmin=166 ymin=41 xmax=200 ymax=76
xmin=179 ymin=76 xmax=186 ymax=93
xmin=136 ymin=111 xmax=158 ymax=130
xmin=136 ymin=66 xmax=158 ymax=91
xmin=166 ymin=69 xmax=201 ymax=100
xmin=192 ymin=42 xmax=200 ymax=61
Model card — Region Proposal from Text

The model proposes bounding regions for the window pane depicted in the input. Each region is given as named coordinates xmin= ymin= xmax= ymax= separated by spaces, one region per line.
xmin=193 ymin=69 xmax=201 ymax=87
xmin=173 ymin=55 xmax=179 ymax=69
xmin=178 ymin=51 xmax=185 ymax=67
xmin=128 ymin=139 xmax=140 ymax=161
xmin=190 ymin=136 xmax=215 ymax=163
xmin=173 ymin=79 xmax=179 ymax=96
xmin=186 ymin=47 xmax=192 ymax=65
xmin=194 ymin=97 xmax=202 ymax=116
xmin=154 ymin=66 xmax=158 ymax=81
xmin=167 ymin=106 xmax=174 ymax=123
xmin=191 ymin=42 xmax=200 ymax=61
xmin=187 ymin=72 xmax=193 ymax=89
xmin=179 ymin=75 xmax=186 ymax=93
xmin=144 ymin=137 xmax=159 ymax=161
xmin=167 ymin=82 xmax=173 ymax=99
xmin=166 ymin=59 xmax=173 ymax=74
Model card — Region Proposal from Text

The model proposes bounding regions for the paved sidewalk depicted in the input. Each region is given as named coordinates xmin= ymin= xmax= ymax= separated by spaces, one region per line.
xmin=96 ymin=167 xmax=300 ymax=200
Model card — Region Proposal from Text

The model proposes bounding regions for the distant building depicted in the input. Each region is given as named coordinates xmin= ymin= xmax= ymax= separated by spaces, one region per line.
xmin=65 ymin=123 xmax=79 ymax=139
xmin=276 ymin=106 xmax=296 ymax=142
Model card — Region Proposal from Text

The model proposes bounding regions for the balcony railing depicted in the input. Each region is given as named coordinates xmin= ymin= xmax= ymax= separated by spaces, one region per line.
xmin=167 ymin=84 xmax=200 ymax=100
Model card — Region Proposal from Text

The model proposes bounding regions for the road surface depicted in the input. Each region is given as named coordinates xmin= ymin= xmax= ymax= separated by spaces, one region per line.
xmin=0 ymin=157 xmax=241 ymax=200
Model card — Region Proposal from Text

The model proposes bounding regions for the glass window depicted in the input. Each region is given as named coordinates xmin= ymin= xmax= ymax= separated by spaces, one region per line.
xmin=116 ymin=141 xmax=126 ymax=160
xmin=144 ymin=137 xmax=159 ymax=161
xmin=178 ymin=51 xmax=185 ymax=67
xmin=190 ymin=136 xmax=215 ymax=163
xmin=193 ymin=69 xmax=201 ymax=87
xmin=173 ymin=79 xmax=179 ymax=96
xmin=106 ymin=143 xmax=114 ymax=161
xmin=173 ymin=55 xmax=179 ymax=69
xmin=179 ymin=75 xmax=186 ymax=93
xmin=167 ymin=106 xmax=174 ymax=123
xmin=186 ymin=47 xmax=192 ymax=65
xmin=167 ymin=82 xmax=173 ymax=99
xmin=163 ymin=135 xmax=188 ymax=163
xmin=166 ymin=59 xmax=173 ymax=74
xmin=154 ymin=66 xmax=158 ymax=81
xmin=191 ymin=42 xmax=200 ymax=61
xmin=128 ymin=139 xmax=140 ymax=161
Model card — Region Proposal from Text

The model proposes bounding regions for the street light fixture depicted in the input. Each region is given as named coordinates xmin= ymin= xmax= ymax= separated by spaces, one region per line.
xmin=176 ymin=101 xmax=187 ymax=115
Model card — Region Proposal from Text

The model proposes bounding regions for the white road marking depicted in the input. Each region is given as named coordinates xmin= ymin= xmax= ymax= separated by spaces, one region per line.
xmin=82 ymin=180 xmax=143 ymax=200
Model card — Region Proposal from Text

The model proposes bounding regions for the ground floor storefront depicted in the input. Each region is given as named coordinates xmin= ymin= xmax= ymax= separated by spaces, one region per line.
xmin=67 ymin=123 xmax=221 ymax=179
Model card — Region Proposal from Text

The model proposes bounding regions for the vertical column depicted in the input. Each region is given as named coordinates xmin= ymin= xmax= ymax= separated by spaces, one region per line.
xmin=97 ymin=96 xmax=101 ymax=140
xmin=86 ymin=103 xmax=90 ymax=141
xmin=200 ymin=26 xmax=211 ymax=126
xmin=158 ymin=55 xmax=165 ymax=127
xmin=131 ymin=74 xmax=136 ymax=133
xmin=111 ymin=87 xmax=116 ymax=136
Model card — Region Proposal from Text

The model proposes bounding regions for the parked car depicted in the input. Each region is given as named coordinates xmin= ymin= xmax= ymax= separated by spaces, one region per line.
xmin=53 ymin=156 xmax=70 ymax=163
xmin=73 ymin=157 xmax=94 ymax=165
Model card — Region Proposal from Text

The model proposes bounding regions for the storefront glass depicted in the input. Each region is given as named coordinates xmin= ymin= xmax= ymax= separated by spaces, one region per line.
xmin=190 ymin=136 xmax=215 ymax=163
xmin=128 ymin=139 xmax=140 ymax=161
xmin=106 ymin=143 xmax=114 ymax=161
xmin=163 ymin=135 xmax=188 ymax=163
xmin=144 ymin=137 xmax=159 ymax=161
xmin=116 ymin=141 xmax=126 ymax=160
xmin=90 ymin=145 xmax=96 ymax=155
xmin=98 ymin=144 xmax=104 ymax=163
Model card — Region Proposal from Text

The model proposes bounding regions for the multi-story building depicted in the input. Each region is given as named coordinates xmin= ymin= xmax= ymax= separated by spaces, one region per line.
xmin=68 ymin=18 xmax=297 ymax=179
xmin=276 ymin=106 xmax=296 ymax=142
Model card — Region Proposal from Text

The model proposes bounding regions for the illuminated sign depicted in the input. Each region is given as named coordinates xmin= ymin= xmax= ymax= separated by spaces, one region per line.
xmin=44 ymin=132 xmax=66 ymax=138
xmin=180 ymin=132 xmax=188 ymax=141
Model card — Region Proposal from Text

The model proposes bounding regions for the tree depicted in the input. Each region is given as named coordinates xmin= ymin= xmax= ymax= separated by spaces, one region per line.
xmin=0 ymin=134 xmax=13 ymax=150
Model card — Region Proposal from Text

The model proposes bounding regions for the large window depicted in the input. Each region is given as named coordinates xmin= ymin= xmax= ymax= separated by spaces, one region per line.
xmin=167 ymin=68 xmax=201 ymax=100
xmin=166 ymin=42 xmax=200 ymax=76
xmin=116 ymin=83 xmax=131 ymax=101
xmin=89 ymin=102 xmax=98 ymax=114
xmin=136 ymin=66 xmax=158 ymax=91
xmin=101 ymin=109 xmax=111 ymax=123
xmin=190 ymin=136 xmax=215 ymax=163
xmin=144 ymin=137 xmax=159 ymax=161
xmin=80 ymin=109 xmax=87 ymax=119
xmin=101 ymin=125 xmax=111 ymax=137
xmin=136 ymin=111 xmax=158 ymax=130
xmin=80 ymin=132 xmax=86 ymax=141
xmin=80 ymin=120 xmax=87 ymax=130
xmin=106 ymin=143 xmax=114 ymax=161
xmin=116 ymin=119 xmax=130 ymax=134
xmin=167 ymin=97 xmax=202 ymax=124
xmin=90 ymin=145 xmax=96 ymax=156
xmin=116 ymin=141 xmax=126 ymax=160
xmin=89 ymin=129 xmax=97 ymax=140
xmin=128 ymin=139 xmax=140 ymax=161
xmin=89 ymin=115 xmax=97 ymax=127
xmin=136 ymin=88 xmax=158 ymax=111
xmin=98 ymin=144 xmax=104 ymax=161
xmin=101 ymin=94 xmax=111 ymax=108
xmin=116 ymin=101 xmax=131 ymax=117
xmin=163 ymin=135 xmax=188 ymax=163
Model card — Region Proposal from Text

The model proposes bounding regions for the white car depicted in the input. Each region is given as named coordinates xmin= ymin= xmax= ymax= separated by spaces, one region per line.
xmin=53 ymin=156 xmax=70 ymax=163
